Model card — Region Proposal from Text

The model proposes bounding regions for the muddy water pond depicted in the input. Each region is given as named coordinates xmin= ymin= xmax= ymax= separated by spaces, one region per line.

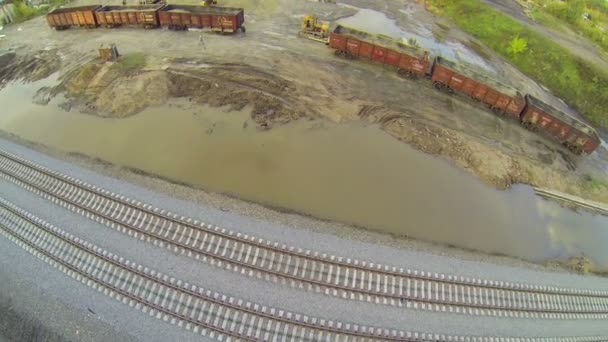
xmin=337 ymin=8 xmax=495 ymax=72
xmin=2 ymin=79 xmax=608 ymax=271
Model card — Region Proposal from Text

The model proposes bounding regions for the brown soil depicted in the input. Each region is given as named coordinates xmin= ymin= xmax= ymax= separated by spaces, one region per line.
xmin=13 ymin=49 xmax=606 ymax=206
xmin=352 ymin=101 xmax=608 ymax=205
xmin=165 ymin=65 xmax=308 ymax=129
xmin=53 ymin=58 xmax=309 ymax=128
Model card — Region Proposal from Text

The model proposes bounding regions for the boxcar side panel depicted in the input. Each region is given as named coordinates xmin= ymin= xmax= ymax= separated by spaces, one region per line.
xmin=385 ymin=50 xmax=401 ymax=67
xmin=431 ymin=64 xmax=453 ymax=85
xmin=59 ymin=13 xmax=70 ymax=26
xmin=189 ymin=14 xmax=201 ymax=27
xmin=483 ymin=89 xmax=500 ymax=108
xmin=158 ymin=11 xmax=169 ymax=26
xmin=83 ymin=10 xmax=96 ymax=26
xmin=506 ymin=100 xmax=525 ymax=118
xmin=70 ymin=12 xmax=79 ymax=25
xmin=494 ymin=95 xmax=511 ymax=111
xmin=522 ymin=104 xmax=599 ymax=154
xmin=329 ymin=33 xmax=346 ymax=51
xmin=346 ymin=38 xmax=361 ymax=56
xmin=359 ymin=41 xmax=374 ymax=59
xmin=219 ymin=15 xmax=237 ymax=31
xmin=201 ymin=15 xmax=211 ymax=28
xmin=460 ymin=78 xmax=477 ymax=97
xmin=95 ymin=12 xmax=106 ymax=25
xmin=447 ymin=73 xmax=465 ymax=92
xmin=583 ymin=139 xmax=599 ymax=154
xmin=371 ymin=46 xmax=387 ymax=63
xmin=471 ymin=84 xmax=488 ymax=100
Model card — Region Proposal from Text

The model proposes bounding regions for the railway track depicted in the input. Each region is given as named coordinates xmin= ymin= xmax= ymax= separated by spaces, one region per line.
xmin=3 ymin=198 xmax=608 ymax=342
xmin=1 ymin=149 xmax=608 ymax=320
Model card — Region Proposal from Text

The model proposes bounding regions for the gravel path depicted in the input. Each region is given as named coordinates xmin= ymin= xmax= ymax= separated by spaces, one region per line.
xmin=2 ymin=137 xmax=608 ymax=338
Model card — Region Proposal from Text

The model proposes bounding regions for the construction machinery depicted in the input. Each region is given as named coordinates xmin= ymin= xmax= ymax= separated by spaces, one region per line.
xmin=299 ymin=15 xmax=330 ymax=44
xmin=98 ymin=44 xmax=119 ymax=63
xmin=202 ymin=0 xmax=217 ymax=6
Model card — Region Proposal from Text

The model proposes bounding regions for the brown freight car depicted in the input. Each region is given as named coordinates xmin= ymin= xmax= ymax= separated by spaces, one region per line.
xmin=46 ymin=5 xmax=101 ymax=30
xmin=431 ymin=57 xmax=525 ymax=118
xmin=522 ymin=95 xmax=600 ymax=155
xmin=329 ymin=25 xmax=430 ymax=78
xmin=158 ymin=5 xmax=245 ymax=32
xmin=95 ymin=5 xmax=164 ymax=28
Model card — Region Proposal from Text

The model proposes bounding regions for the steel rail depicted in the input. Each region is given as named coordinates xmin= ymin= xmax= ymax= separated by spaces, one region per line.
xmin=1 ymin=149 xmax=608 ymax=320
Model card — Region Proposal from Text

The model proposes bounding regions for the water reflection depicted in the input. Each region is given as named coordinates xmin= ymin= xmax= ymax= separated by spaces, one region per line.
xmin=336 ymin=8 xmax=495 ymax=72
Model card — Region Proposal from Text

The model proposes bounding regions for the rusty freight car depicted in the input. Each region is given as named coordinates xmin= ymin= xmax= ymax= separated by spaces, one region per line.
xmin=46 ymin=5 xmax=101 ymax=30
xmin=329 ymin=25 xmax=430 ymax=78
xmin=95 ymin=5 xmax=164 ymax=28
xmin=522 ymin=95 xmax=600 ymax=155
xmin=158 ymin=5 xmax=245 ymax=32
xmin=431 ymin=57 xmax=525 ymax=118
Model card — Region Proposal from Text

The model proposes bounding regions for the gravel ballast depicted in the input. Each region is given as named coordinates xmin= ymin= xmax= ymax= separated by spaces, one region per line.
xmin=0 ymin=136 xmax=607 ymax=291
xmin=2 ymin=185 xmax=608 ymax=337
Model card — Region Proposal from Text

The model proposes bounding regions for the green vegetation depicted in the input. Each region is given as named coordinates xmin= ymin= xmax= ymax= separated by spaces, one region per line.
xmin=533 ymin=0 xmax=608 ymax=53
xmin=507 ymin=35 xmax=528 ymax=56
xmin=115 ymin=52 xmax=147 ymax=74
xmin=529 ymin=7 xmax=566 ymax=31
xmin=12 ymin=0 xmax=67 ymax=23
xmin=425 ymin=0 xmax=608 ymax=129
xmin=582 ymin=175 xmax=608 ymax=192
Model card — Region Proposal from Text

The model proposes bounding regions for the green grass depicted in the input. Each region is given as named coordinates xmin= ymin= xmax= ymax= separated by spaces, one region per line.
xmin=12 ymin=0 xmax=67 ymax=24
xmin=115 ymin=52 xmax=147 ymax=74
xmin=425 ymin=0 xmax=608 ymax=129
xmin=529 ymin=7 xmax=566 ymax=32
xmin=533 ymin=0 xmax=608 ymax=53
xmin=582 ymin=175 xmax=608 ymax=192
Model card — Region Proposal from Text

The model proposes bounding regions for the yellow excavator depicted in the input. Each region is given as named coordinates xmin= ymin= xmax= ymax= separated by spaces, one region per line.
xmin=202 ymin=0 xmax=217 ymax=6
xmin=299 ymin=15 xmax=330 ymax=44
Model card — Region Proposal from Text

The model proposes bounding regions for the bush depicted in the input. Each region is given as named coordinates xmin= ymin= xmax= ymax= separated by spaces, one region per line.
xmin=11 ymin=0 xmax=68 ymax=23
xmin=13 ymin=1 xmax=41 ymax=22
xmin=507 ymin=36 xmax=528 ymax=56
xmin=115 ymin=52 xmax=147 ymax=74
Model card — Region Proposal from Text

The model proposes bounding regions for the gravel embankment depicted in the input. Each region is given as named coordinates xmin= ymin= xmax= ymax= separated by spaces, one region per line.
xmin=1 ymin=136 xmax=607 ymax=291
xmin=3 ymin=181 xmax=608 ymax=338
xmin=2 ymin=137 xmax=608 ymax=338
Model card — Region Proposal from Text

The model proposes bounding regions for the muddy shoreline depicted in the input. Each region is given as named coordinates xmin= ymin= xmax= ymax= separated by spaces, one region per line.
xmin=60 ymin=57 xmax=608 ymax=204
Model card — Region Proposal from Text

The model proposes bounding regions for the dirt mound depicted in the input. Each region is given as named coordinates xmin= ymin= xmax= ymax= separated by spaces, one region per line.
xmin=166 ymin=67 xmax=305 ymax=128
xmin=93 ymin=71 xmax=170 ymax=118
xmin=357 ymin=103 xmax=573 ymax=191
xmin=63 ymin=61 xmax=309 ymax=128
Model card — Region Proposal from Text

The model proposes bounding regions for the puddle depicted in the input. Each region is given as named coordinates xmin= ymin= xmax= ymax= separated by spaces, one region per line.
xmin=2 ymin=79 xmax=608 ymax=270
xmin=337 ymin=8 xmax=495 ymax=73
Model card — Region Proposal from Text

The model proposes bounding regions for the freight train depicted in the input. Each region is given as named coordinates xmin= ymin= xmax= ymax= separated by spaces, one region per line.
xmin=329 ymin=25 xmax=601 ymax=155
xmin=46 ymin=4 xmax=245 ymax=32
xmin=45 ymin=6 xmax=600 ymax=155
